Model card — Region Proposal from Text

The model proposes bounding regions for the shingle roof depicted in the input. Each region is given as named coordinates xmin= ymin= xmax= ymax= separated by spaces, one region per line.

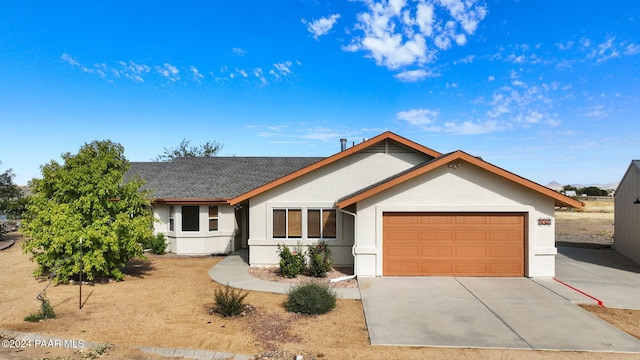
xmin=127 ymin=157 xmax=323 ymax=200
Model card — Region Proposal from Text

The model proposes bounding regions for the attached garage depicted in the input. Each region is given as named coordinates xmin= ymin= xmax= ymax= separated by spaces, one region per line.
xmin=383 ymin=212 xmax=525 ymax=277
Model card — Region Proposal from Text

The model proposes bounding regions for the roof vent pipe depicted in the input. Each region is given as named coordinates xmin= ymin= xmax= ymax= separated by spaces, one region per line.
xmin=340 ymin=138 xmax=347 ymax=151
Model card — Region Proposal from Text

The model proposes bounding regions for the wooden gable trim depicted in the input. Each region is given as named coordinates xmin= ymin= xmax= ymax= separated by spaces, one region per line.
xmin=228 ymin=131 xmax=441 ymax=205
xmin=337 ymin=150 xmax=584 ymax=209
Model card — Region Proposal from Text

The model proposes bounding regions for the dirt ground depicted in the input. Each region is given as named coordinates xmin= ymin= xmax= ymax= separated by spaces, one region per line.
xmin=555 ymin=200 xmax=614 ymax=246
xmin=2 ymin=200 xmax=639 ymax=360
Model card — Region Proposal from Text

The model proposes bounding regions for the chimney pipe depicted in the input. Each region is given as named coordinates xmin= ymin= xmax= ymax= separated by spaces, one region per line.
xmin=340 ymin=138 xmax=347 ymax=151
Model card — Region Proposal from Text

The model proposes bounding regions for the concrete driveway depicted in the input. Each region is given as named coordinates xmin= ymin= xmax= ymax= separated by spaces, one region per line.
xmin=359 ymin=253 xmax=640 ymax=352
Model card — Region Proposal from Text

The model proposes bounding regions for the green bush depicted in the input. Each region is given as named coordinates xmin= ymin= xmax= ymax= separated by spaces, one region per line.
xmin=214 ymin=284 xmax=248 ymax=317
xmin=285 ymin=282 xmax=337 ymax=315
xmin=24 ymin=292 xmax=56 ymax=322
xmin=307 ymin=241 xmax=333 ymax=278
xmin=277 ymin=244 xmax=305 ymax=278
xmin=146 ymin=233 xmax=167 ymax=254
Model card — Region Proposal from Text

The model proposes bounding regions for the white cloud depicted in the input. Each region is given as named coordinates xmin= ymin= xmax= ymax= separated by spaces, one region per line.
xmin=304 ymin=14 xmax=341 ymax=39
xmin=190 ymin=66 xmax=204 ymax=82
xmin=270 ymin=61 xmax=295 ymax=79
xmin=487 ymin=75 xmax=495 ymax=81
xmin=157 ymin=63 xmax=180 ymax=82
xmin=61 ymin=53 xmax=80 ymax=66
xmin=625 ymin=43 xmax=640 ymax=55
xmin=345 ymin=0 xmax=486 ymax=70
xmin=397 ymin=108 xmax=439 ymax=125
xmin=584 ymin=105 xmax=609 ymax=118
xmin=440 ymin=119 xmax=501 ymax=135
xmin=232 ymin=47 xmax=246 ymax=56
xmin=393 ymin=69 xmax=439 ymax=82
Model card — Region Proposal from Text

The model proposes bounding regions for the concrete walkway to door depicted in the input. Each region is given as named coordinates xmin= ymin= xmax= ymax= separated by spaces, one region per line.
xmin=359 ymin=276 xmax=640 ymax=351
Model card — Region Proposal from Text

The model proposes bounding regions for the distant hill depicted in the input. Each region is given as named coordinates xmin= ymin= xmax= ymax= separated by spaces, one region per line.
xmin=545 ymin=181 xmax=619 ymax=190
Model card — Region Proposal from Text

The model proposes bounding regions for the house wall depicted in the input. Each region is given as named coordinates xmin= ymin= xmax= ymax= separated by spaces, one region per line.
xmin=614 ymin=162 xmax=640 ymax=264
xmin=152 ymin=203 xmax=239 ymax=255
xmin=248 ymin=150 xmax=431 ymax=267
xmin=353 ymin=163 xmax=557 ymax=277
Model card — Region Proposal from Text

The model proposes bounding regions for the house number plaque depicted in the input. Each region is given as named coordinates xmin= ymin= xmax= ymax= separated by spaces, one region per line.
xmin=537 ymin=218 xmax=552 ymax=226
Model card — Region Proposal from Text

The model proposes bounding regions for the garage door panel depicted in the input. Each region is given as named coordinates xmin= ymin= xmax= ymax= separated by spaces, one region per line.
xmin=420 ymin=230 xmax=453 ymax=240
xmin=420 ymin=215 xmax=453 ymax=225
xmin=385 ymin=230 xmax=418 ymax=242
xmin=421 ymin=246 xmax=453 ymax=257
xmin=420 ymin=262 xmax=453 ymax=275
xmin=489 ymin=246 xmax=523 ymax=258
xmin=455 ymin=262 xmax=488 ymax=275
xmin=384 ymin=213 xmax=524 ymax=277
xmin=489 ymin=230 xmax=523 ymax=241
xmin=386 ymin=246 xmax=419 ymax=257
xmin=455 ymin=246 xmax=487 ymax=257
xmin=386 ymin=262 xmax=419 ymax=275
xmin=489 ymin=263 xmax=523 ymax=275
xmin=455 ymin=230 xmax=487 ymax=241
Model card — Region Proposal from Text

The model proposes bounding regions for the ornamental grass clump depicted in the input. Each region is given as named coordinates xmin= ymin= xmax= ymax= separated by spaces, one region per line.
xmin=277 ymin=243 xmax=305 ymax=278
xmin=213 ymin=284 xmax=248 ymax=317
xmin=285 ymin=282 xmax=337 ymax=315
xmin=307 ymin=241 xmax=333 ymax=278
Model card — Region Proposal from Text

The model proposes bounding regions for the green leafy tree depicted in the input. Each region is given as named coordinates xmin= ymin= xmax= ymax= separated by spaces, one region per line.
xmin=0 ymin=163 xmax=23 ymax=214
xmin=0 ymin=162 xmax=24 ymax=238
xmin=21 ymin=140 xmax=155 ymax=282
xmin=154 ymin=139 xmax=222 ymax=161
xmin=579 ymin=186 xmax=607 ymax=196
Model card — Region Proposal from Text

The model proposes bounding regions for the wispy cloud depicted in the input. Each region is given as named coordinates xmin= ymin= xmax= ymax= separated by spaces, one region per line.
xmin=397 ymin=108 xmax=439 ymax=125
xmin=394 ymin=69 xmax=439 ymax=82
xmin=343 ymin=0 xmax=486 ymax=70
xmin=399 ymin=74 xmax=565 ymax=135
xmin=60 ymin=53 xmax=299 ymax=87
xmin=232 ymin=47 xmax=246 ymax=56
xmin=190 ymin=66 xmax=204 ymax=82
xmin=157 ymin=63 xmax=180 ymax=82
xmin=303 ymin=14 xmax=341 ymax=39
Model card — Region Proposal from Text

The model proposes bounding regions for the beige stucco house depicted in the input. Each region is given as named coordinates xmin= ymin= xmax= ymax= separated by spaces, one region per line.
xmin=129 ymin=132 xmax=582 ymax=277
xmin=614 ymin=160 xmax=640 ymax=264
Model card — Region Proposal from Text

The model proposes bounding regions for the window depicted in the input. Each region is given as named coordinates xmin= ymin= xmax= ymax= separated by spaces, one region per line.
xmin=208 ymin=205 xmax=219 ymax=231
xmin=182 ymin=206 xmax=200 ymax=231
xmin=273 ymin=209 xmax=302 ymax=238
xmin=308 ymin=209 xmax=336 ymax=238
xmin=169 ymin=206 xmax=175 ymax=232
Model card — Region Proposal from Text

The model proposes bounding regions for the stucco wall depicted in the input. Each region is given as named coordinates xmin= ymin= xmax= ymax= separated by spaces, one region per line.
xmin=615 ymin=163 xmax=640 ymax=264
xmin=353 ymin=163 xmax=557 ymax=277
xmin=152 ymin=203 xmax=238 ymax=255
xmin=248 ymin=150 xmax=431 ymax=267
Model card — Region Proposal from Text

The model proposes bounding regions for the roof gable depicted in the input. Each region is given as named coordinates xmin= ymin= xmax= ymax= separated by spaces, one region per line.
xmin=229 ymin=131 xmax=441 ymax=205
xmin=616 ymin=160 xmax=640 ymax=194
xmin=336 ymin=150 xmax=583 ymax=209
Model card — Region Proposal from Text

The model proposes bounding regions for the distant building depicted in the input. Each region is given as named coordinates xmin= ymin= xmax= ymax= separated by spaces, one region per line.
xmin=614 ymin=160 xmax=640 ymax=264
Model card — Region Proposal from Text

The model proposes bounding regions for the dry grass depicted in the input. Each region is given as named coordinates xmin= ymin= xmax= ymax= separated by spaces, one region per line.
xmin=2 ymin=230 xmax=640 ymax=360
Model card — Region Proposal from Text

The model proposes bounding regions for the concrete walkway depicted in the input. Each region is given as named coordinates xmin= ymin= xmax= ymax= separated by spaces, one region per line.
xmin=208 ymin=249 xmax=361 ymax=299
xmin=359 ymin=277 xmax=640 ymax=352
xmin=552 ymin=246 xmax=640 ymax=310
xmin=0 ymin=239 xmax=15 ymax=251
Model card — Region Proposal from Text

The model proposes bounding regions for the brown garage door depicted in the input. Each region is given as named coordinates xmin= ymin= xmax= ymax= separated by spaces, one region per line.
xmin=383 ymin=213 xmax=524 ymax=276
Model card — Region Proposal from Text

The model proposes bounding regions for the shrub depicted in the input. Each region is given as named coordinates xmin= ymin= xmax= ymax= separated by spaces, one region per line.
xmin=147 ymin=233 xmax=167 ymax=254
xmin=307 ymin=241 xmax=333 ymax=278
xmin=285 ymin=282 xmax=337 ymax=315
xmin=277 ymin=243 xmax=305 ymax=278
xmin=24 ymin=292 xmax=56 ymax=322
xmin=214 ymin=284 xmax=248 ymax=317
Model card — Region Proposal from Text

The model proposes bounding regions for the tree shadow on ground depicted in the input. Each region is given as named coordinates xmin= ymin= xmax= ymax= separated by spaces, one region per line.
xmin=124 ymin=259 xmax=155 ymax=278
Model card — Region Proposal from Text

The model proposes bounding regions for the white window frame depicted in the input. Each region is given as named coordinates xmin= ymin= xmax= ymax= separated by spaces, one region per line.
xmin=168 ymin=205 xmax=175 ymax=232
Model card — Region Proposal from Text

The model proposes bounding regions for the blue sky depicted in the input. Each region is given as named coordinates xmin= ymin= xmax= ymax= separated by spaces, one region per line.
xmin=1 ymin=1 xmax=638 ymax=187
